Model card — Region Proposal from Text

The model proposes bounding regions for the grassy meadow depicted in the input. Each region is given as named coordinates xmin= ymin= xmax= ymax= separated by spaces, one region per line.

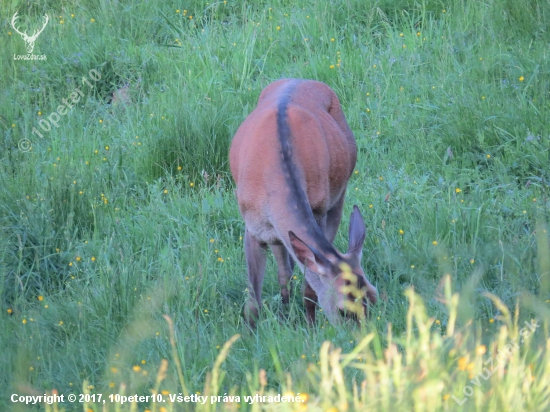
xmin=1 ymin=0 xmax=550 ymax=410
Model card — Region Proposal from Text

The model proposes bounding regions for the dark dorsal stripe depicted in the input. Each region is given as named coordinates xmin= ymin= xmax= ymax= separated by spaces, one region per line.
xmin=275 ymin=81 xmax=336 ymax=255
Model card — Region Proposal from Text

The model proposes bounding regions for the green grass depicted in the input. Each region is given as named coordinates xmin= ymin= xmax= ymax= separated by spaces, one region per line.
xmin=1 ymin=0 xmax=549 ymax=410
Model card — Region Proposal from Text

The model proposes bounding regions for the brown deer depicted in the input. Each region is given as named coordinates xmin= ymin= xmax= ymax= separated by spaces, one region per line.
xmin=229 ymin=79 xmax=377 ymax=327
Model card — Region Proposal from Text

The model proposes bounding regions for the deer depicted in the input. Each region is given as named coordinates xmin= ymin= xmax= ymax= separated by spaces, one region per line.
xmin=229 ymin=79 xmax=378 ymax=327
xmin=11 ymin=12 xmax=49 ymax=54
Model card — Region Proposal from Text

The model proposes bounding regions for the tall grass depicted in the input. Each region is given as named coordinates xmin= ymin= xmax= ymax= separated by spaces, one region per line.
xmin=1 ymin=0 xmax=549 ymax=410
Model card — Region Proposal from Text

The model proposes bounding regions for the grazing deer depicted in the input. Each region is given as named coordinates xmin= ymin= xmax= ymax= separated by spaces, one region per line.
xmin=229 ymin=79 xmax=377 ymax=326
xmin=11 ymin=12 xmax=49 ymax=54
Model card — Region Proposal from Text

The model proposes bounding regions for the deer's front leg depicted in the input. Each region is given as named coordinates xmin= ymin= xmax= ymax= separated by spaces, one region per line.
xmin=270 ymin=243 xmax=294 ymax=304
xmin=304 ymin=281 xmax=318 ymax=324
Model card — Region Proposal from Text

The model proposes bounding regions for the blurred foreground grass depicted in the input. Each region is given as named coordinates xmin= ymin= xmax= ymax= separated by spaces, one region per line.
xmin=38 ymin=276 xmax=550 ymax=412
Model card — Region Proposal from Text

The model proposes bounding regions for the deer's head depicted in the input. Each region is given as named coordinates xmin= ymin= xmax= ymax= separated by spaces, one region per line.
xmin=289 ymin=206 xmax=378 ymax=324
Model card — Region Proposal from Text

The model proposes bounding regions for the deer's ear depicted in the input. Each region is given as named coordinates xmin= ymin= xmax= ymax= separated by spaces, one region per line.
xmin=347 ymin=205 xmax=366 ymax=256
xmin=289 ymin=231 xmax=331 ymax=275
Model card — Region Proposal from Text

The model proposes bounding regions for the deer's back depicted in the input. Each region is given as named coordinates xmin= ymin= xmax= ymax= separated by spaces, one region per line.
xmin=229 ymin=79 xmax=356 ymax=243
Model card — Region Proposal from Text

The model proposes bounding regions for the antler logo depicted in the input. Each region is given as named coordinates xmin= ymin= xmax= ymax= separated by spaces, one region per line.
xmin=11 ymin=12 xmax=49 ymax=54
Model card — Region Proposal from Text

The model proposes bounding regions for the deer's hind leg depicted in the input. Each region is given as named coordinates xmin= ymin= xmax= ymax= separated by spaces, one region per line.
xmin=244 ymin=229 xmax=267 ymax=327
